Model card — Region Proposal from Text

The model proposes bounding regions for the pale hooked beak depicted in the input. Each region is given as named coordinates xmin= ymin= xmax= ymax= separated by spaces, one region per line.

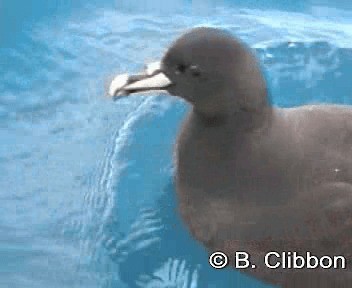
xmin=108 ymin=61 xmax=173 ymax=100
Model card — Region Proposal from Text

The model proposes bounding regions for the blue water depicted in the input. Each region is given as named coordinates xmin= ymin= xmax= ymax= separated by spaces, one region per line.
xmin=1 ymin=1 xmax=352 ymax=287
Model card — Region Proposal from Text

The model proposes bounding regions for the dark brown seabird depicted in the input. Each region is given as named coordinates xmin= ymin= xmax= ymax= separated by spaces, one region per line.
xmin=108 ymin=27 xmax=352 ymax=287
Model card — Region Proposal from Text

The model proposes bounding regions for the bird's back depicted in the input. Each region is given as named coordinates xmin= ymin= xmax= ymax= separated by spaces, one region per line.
xmin=175 ymin=105 xmax=352 ymax=287
xmin=283 ymin=104 xmax=352 ymax=183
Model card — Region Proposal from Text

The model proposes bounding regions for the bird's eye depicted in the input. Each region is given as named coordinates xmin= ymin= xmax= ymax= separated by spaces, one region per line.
xmin=190 ymin=65 xmax=201 ymax=77
xmin=175 ymin=64 xmax=186 ymax=74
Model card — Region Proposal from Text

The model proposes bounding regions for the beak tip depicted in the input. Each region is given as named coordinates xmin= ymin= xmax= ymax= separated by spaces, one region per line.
xmin=107 ymin=73 xmax=130 ymax=98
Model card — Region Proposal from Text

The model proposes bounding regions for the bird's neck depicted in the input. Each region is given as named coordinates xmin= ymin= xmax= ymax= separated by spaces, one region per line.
xmin=193 ymin=105 xmax=273 ymax=132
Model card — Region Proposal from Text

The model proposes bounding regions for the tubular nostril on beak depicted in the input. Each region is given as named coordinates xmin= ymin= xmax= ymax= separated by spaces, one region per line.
xmin=145 ymin=61 xmax=162 ymax=75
